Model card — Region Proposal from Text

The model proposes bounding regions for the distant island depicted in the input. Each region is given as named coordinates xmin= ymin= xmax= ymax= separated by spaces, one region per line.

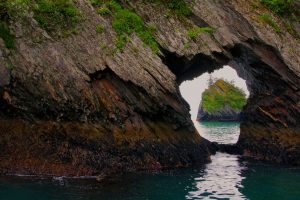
xmin=197 ymin=78 xmax=247 ymax=122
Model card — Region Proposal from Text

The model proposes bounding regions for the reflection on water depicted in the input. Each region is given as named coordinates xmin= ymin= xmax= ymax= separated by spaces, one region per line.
xmin=1 ymin=122 xmax=300 ymax=200
xmin=187 ymin=152 xmax=246 ymax=200
xmin=187 ymin=121 xmax=245 ymax=199
xmin=1 ymin=160 xmax=300 ymax=200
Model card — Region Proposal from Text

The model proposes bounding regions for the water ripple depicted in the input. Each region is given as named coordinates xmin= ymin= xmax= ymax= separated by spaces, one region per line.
xmin=186 ymin=152 xmax=247 ymax=200
xmin=194 ymin=121 xmax=240 ymax=144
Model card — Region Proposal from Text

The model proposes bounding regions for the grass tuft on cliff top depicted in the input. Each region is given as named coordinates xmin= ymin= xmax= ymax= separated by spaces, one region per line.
xmin=260 ymin=0 xmax=299 ymax=19
xmin=259 ymin=0 xmax=299 ymax=38
xmin=188 ymin=26 xmax=215 ymax=39
xmin=258 ymin=13 xmax=281 ymax=33
xmin=0 ymin=0 xmax=81 ymax=37
xmin=91 ymin=0 xmax=160 ymax=53
xmin=202 ymin=79 xmax=247 ymax=113
xmin=33 ymin=0 xmax=82 ymax=34
xmin=149 ymin=0 xmax=192 ymax=17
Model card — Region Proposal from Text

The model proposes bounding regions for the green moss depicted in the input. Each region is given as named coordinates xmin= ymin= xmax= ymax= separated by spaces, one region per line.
xmin=0 ymin=0 xmax=30 ymax=48
xmin=96 ymin=24 xmax=104 ymax=33
xmin=183 ymin=42 xmax=190 ymax=49
xmin=115 ymin=34 xmax=128 ymax=49
xmin=0 ymin=22 xmax=14 ymax=49
xmin=202 ymin=79 xmax=247 ymax=113
xmin=6 ymin=62 xmax=14 ymax=70
xmin=188 ymin=26 xmax=215 ymax=39
xmin=92 ymin=0 xmax=159 ymax=53
xmin=99 ymin=42 xmax=108 ymax=49
xmin=112 ymin=2 xmax=159 ymax=52
xmin=260 ymin=0 xmax=299 ymax=18
xmin=258 ymin=13 xmax=281 ymax=33
xmin=148 ymin=24 xmax=157 ymax=33
xmin=150 ymin=0 xmax=192 ymax=17
xmin=160 ymin=0 xmax=191 ymax=17
xmin=0 ymin=0 xmax=81 ymax=36
xmin=96 ymin=6 xmax=111 ymax=15
xmin=33 ymin=0 xmax=81 ymax=33
xmin=0 ymin=0 xmax=30 ymax=17
xmin=259 ymin=1 xmax=299 ymax=38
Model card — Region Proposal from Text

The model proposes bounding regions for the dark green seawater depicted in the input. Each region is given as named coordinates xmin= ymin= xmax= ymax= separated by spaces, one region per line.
xmin=1 ymin=122 xmax=300 ymax=200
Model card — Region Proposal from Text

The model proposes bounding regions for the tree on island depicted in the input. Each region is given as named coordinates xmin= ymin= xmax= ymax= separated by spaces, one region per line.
xmin=208 ymin=74 xmax=214 ymax=87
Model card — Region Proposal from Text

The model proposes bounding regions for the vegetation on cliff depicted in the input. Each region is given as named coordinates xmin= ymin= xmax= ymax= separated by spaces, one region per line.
xmin=260 ymin=0 xmax=299 ymax=18
xmin=0 ymin=0 xmax=193 ymax=52
xmin=91 ymin=0 xmax=193 ymax=52
xmin=2 ymin=0 xmax=296 ymax=51
xmin=201 ymin=79 xmax=247 ymax=113
xmin=33 ymin=0 xmax=82 ymax=33
xmin=91 ymin=0 xmax=160 ymax=52
xmin=150 ymin=0 xmax=191 ymax=17
xmin=258 ymin=13 xmax=281 ymax=33
xmin=259 ymin=0 xmax=300 ymax=38
xmin=187 ymin=26 xmax=215 ymax=39
xmin=1 ymin=0 xmax=81 ymax=32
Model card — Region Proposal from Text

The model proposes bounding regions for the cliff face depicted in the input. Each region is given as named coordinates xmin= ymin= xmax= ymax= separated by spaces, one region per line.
xmin=197 ymin=79 xmax=247 ymax=121
xmin=0 ymin=0 xmax=300 ymax=175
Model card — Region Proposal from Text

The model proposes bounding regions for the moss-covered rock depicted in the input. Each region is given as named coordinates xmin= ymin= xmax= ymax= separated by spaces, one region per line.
xmin=197 ymin=79 xmax=247 ymax=121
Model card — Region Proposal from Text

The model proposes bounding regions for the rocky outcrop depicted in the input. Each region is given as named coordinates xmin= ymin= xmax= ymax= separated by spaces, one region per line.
xmin=197 ymin=79 xmax=246 ymax=121
xmin=0 ymin=0 xmax=300 ymax=176
xmin=198 ymin=106 xmax=242 ymax=122
xmin=0 ymin=67 xmax=212 ymax=176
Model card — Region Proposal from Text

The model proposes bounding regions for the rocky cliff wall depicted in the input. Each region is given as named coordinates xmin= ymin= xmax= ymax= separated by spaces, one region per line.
xmin=0 ymin=0 xmax=299 ymax=175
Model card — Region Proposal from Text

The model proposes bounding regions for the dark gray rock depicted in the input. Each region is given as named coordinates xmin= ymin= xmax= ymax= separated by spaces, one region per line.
xmin=0 ymin=0 xmax=299 ymax=176
xmin=197 ymin=105 xmax=241 ymax=122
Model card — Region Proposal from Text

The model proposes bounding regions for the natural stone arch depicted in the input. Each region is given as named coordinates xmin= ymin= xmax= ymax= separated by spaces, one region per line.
xmin=0 ymin=0 xmax=299 ymax=176
xmin=161 ymin=40 xmax=300 ymax=165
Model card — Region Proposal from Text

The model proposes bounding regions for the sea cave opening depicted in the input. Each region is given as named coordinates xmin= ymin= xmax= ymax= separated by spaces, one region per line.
xmin=179 ymin=65 xmax=250 ymax=145
xmin=161 ymin=42 xmax=299 ymax=164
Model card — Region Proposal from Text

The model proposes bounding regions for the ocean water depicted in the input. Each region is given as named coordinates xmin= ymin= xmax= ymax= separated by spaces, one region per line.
xmin=1 ymin=122 xmax=300 ymax=200
xmin=194 ymin=121 xmax=241 ymax=144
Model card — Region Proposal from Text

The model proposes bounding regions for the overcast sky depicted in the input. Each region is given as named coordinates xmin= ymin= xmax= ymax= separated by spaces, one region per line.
xmin=179 ymin=66 xmax=249 ymax=120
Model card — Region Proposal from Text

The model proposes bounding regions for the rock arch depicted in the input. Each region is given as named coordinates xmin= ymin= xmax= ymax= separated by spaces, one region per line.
xmin=162 ymin=40 xmax=300 ymax=165
xmin=0 ymin=0 xmax=299 ymax=175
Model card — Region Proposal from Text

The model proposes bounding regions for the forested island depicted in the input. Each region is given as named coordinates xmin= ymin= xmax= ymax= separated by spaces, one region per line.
xmin=197 ymin=78 xmax=247 ymax=122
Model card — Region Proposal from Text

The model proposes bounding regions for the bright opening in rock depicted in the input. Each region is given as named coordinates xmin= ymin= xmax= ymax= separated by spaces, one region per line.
xmin=179 ymin=65 xmax=249 ymax=144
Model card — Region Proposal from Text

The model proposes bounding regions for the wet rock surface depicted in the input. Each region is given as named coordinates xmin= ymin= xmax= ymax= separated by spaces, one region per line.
xmin=0 ymin=0 xmax=300 ymax=175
